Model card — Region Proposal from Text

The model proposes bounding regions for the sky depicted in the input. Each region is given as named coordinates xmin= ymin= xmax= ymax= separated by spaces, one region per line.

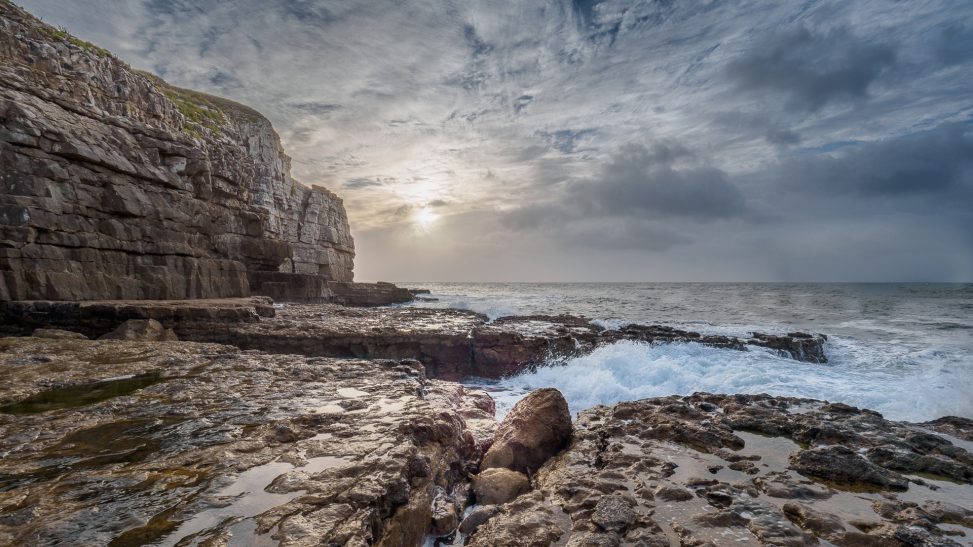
xmin=20 ymin=0 xmax=973 ymax=282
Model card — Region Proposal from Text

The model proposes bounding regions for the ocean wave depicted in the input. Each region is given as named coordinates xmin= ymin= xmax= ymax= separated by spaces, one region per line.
xmin=475 ymin=340 xmax=973 ymax=423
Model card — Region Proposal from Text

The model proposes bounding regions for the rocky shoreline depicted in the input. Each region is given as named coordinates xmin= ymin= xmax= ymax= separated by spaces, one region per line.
xmin=2 ymin=2 xmax=972 ymax=545
xmin=0 ymin=300 xmax=971 ymax=546
xmin=0 ymin=297 xmax=828 ymax=380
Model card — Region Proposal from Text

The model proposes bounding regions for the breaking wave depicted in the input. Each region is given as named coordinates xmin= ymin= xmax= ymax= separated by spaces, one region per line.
xmin=477 ymin=339 xmax=973 ymax=423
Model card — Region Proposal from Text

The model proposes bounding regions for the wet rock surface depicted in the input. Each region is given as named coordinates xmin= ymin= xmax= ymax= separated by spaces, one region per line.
xmin=923 ymin=416 xmax=973 ymax=443
xmin=0 ymin=300 xmax=831 ymax=376
xmin=0 ymin=336 xmax=488 ymax=546
xmin=200 ymin=306 xmax=830 ymax=377
xmin=0 ymin=297 xmax=276 ymax=338
xmin=464 ymin=393 xmax=973 ymax=546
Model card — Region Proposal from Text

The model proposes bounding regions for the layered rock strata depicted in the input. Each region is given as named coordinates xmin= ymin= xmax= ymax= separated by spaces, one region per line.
xmin=0 ymin=1 xmax=354 ymax=301
xmin=0 ymin=297 xmax=277 ymax=338
xmin=172 ymin=305 xmax=830 ymax=375
xmin=0 ymin=300 xmax=831 ymax=377
xmin=0 ymin=336 xmax=492 ymax=546
xmin=462 ymin=394 xmax=973 ymax=546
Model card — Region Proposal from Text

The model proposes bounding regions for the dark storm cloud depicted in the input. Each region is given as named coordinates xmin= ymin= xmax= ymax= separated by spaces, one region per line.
xmin=504 ymin=204 xmax=690 ymax=252
xmin=934 ymin=22 xmax=973 ymax=66
xmin=729 ymin=26 xmax=897 ymax=112
xmin=555 ymin=218 xmax=690 ymax=251
xmin=573 ymin=143 xmax=745 ymax=220
xmin=502 ymin=141 xmax=744 ymax=251
xmin=780 ymin=123 xmax=973 ymax=198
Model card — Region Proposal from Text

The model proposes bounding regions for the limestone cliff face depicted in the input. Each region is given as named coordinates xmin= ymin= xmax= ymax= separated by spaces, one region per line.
xmin=0 ymin=1 xmax=354 ymax=301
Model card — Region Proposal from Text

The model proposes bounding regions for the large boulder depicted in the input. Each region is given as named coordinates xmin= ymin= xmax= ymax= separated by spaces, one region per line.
xmin=98 ymin=319 xmax=178 ymax=342
xmin=472 ymin=467 xmax=530 ymax=505
xmin=481 ymin=388 xmax=572 ymax=473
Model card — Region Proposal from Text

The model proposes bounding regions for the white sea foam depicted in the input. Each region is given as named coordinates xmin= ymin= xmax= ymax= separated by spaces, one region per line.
xmin=476 ymin=339 xmax=973 ymax=423
xmin=418 ymin=283 xmax=973 ymax=423
xmin=420 ymin=294 xmax=521 ymax=321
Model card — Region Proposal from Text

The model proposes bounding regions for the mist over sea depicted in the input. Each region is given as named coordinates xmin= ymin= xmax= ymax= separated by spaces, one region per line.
xmin=408 ymin=283 xmax=973 ymax=422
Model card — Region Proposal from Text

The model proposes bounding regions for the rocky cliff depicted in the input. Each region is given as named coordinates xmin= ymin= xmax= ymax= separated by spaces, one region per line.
xmin=0 ymin=0 xmax=355 ymax=301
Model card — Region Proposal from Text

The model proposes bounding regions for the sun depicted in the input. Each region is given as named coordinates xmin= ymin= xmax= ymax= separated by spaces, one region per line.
xmin=412 ymin=207 xmax=439 ymax=231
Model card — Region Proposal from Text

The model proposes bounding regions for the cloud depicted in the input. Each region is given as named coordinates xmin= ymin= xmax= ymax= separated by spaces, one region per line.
xmin=344 ymin=178 xmax=383 ymax=189
xmin=572 ymin=143 xmax=745 ymax=220
xmin=934 ymin=22 xmax=973 ymax=66
xmin=501 ymin=141 xmax=745 ymax=251
xmin=537 ymin=128 xmax=597 ymax=154
xmin=728 ymin=26 xmax=897 ymax=112
xmin=289 ymin=102 xmax=341 ymax=115
xmin=779 ymin=123 xmax=973 ymax=198
xmin=18 ymin=0 xmax=973 ymax=281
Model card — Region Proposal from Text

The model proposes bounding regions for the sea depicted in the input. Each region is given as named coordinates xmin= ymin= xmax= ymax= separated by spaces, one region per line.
xmin=406 ymin=283 xmax=973 ymax=423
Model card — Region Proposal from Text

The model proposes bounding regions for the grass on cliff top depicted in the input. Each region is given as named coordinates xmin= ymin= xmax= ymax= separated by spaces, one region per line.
xmin=37 ymin=26 xmax=111 ymax=58
xmin=1 ymin=0 xmax=112 ymax=58
xmin=160 ymin=86 xmax=228 ymax=138
xmin=134 ymin=69 xmax=270 ymax=139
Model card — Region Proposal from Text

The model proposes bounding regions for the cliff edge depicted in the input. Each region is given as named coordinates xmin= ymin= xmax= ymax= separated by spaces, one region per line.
xmin=0 ymin=0 xmax=355 ymax=301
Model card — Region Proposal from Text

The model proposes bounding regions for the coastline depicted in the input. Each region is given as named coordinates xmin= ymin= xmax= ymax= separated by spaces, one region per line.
xmin=1 ymin=2 xmax=971 ymax=544
xmin=1 ymin=297 xmax=972 ymax=546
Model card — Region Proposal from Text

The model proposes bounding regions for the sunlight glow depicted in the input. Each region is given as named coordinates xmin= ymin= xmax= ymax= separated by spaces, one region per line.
xmin=412 ymin=207 xmax=439 ymax=231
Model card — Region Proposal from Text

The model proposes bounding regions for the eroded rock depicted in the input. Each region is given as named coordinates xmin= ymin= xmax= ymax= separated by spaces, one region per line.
xmin=0 ymin=336 xmax=487 ymax=546
xmin=472 ymin=468 xmax=531 ymax=505
xmin=0 ymin=2 xmax=355 ymax=302
xmin=458 ymin=505 xmax=500 ymax=536
xmin=98 ymin=318 xmax=178 ymax=341
xmin=465 ymin=393 xmax=973 ymax=546
xmin=481 ymin=388 xmax=572 ymax=473
xmin=30 ymin=328 xmax=86 ymax=340
xmin=790 ymin=445 xmax=910 ymax=491
xmin=0 ymin=300 xmax=833 ymax=379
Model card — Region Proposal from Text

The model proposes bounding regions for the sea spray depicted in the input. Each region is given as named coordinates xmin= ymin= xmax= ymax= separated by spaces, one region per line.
xmin=472 ymin=339 xmax=973 ymax=423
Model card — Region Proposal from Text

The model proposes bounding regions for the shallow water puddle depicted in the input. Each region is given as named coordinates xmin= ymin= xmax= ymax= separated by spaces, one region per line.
xmin=154 ymin=454 xmax=350 ymax=546
xmin=732 ymin=431 xmax=973 ymax=541
xmin=0 ymin=372 xmax=164 ymax=414
xmin=0 ymin=418 xmax=166 ymax=491
xmin=919 ymin=427 xmax=973 ymax=455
